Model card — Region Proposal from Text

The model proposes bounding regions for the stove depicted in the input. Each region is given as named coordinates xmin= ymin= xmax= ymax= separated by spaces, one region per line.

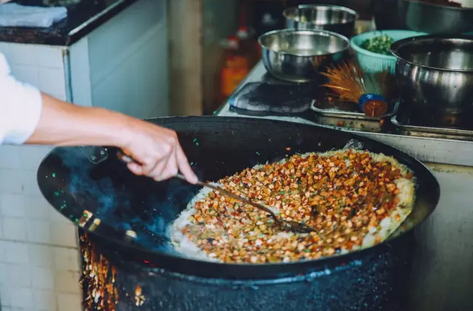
xmin=78 ymin=226 xmax=412 ymax=311
xmin=229 ymin=73 xmax=398 ymax=134
xmin=228 ymin=73 xmax=320 ymax=117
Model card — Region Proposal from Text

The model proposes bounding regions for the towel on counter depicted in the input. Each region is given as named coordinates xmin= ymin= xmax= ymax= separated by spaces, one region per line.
xmin=229 ymin=82 xmax=317 ymax=116
xmin=0 ymin=3 xmax=67 ymax=28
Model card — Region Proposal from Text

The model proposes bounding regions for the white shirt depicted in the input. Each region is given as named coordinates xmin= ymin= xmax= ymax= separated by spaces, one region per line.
xmin=0 ymin=52 xmax=43 ymax=145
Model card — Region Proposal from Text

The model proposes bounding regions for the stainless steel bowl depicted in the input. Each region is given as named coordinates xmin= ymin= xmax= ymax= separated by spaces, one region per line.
xmin=258 ymin=29 xmax=350 ymax=83
xmin=283 ymin=5 xmax=357 ymax=38
xmin=391 ymin=35 xmax=473 ymax=129
xmin=373 ymin=0 xmax=473 ymax=35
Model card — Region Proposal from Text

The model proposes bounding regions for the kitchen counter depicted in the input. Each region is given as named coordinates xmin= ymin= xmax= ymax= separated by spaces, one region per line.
xmin=0 ymin=0 xmax=138 ymax=45
xmin=218 ymin=62 xmax=473 ymax=168
xmin=216 ymin=62 xmax=473 ymax=311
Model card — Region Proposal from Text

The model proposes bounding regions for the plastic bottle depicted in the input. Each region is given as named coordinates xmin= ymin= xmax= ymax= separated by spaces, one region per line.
xmin=217 ymin=36 xmax=250 ymax=103
xmin=236 ymin=26 xmax=260 ymax=69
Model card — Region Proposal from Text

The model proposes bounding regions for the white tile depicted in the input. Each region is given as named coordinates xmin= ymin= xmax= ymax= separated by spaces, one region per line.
xmin=33 ymin=289 xmax=57 ymax=311
xmin=57 ymin=293 xmax=81 ymax=311
xmin=49 ymin=210 xmax=66 ymax=223
xmin=31 ymin=267 xmax=54 ymax=290
xmin=0 ymin=195 xmax=25 ymax=218
xmin=2 ymin=217 xmax=28 ymax=241
xmin=0 ymin=41 xmax=15 ymax=56
xmin=0 ymin=241 xmax=8 ymax=262
xmin=26 ymin=220 xmax=50 ymax=244
xmin=7 ymin=265 xmax=31 ymax=287
xmin=0 ymin=263 xmax=7 ymax=284
xmin=1 ymin=193 xmax=55 ymax=224
xmin=53 ymin=248 xmax=80 ymax=272
xmin=25 ymin=196 xmax=53 ymax=220
xmin=38 ymin=46 xmax=64 ymax=69
xmin=54 ymin=270 xmax=80 ymax=294
xmin=20 ymin=170 xmax=42 ymax=196
xmin=2 ymin=43 xmax=41 ymax=66
xmin=10 ymin=65 xmax=39 ymax=87
xmin=9 ymin=286 xmax=34 ymax=309
xmin=38 ymin=68 xmax=66 ymax=100
xmin=50 ymin=223 xmax=77 ymax=247
xmin=17 ymin=146 xmax=52 ymax=171
xmin=0 ymin=170 xmax=39 ymax=195
xmin=29 ymin=245 xmax=53 ymax=267
xmin=0 ymin=169 xmax=26 ymax=194
xmin=1 ymin=284 xmax=11 ymax=306
xmin=3 ymin=241 xmax=29 ymax=264
xmin=0 ymin=145 xmax=22 ymax=170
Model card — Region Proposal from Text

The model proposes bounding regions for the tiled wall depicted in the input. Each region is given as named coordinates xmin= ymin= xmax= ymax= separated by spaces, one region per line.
xmin=0 ymin=146 xmax=82 ymax=311
xmin=0 ymin=43 xmax=82 ymax=310
xmin=0 ymin=1 xmax=168 ymax=310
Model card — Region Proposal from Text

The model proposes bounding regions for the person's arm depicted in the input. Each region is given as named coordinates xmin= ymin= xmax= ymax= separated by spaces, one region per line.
xmin=27 ymin=93 xmax=135 ymax=147
xmin=0 ymin=54 xmax=197 ymax=183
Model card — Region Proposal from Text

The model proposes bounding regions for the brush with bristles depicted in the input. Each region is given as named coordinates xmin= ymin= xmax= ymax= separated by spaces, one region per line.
xmin=321 ymin=60 xmax=394 ymax=117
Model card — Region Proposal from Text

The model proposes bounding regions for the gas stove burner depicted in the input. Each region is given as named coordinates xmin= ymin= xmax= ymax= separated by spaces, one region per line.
xmin=228 ymin=73 xmax=322 ymax=117
xmin=229 ymin=81 xmax=318 ymax=116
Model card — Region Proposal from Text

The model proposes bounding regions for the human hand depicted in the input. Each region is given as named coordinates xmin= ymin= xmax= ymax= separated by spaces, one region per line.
xmin=118 ymin=117 xmax=198 ymax=184
xmin=23 ymin=92 xmax=196 ymax=183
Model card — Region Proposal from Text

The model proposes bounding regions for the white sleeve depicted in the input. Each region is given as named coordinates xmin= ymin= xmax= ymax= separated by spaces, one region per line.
xmin=0 ymin=53 xmax=43 ymax=145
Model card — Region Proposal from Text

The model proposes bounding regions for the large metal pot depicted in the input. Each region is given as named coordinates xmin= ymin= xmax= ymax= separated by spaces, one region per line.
xmin=258 ymin=29 xmax=350 ymax=82
xmin=283 ymin=5 xmax=357 ymax=38
xmin=37 ymin=117 xmax=440 ymax=311
xmin=373 ymin=0 xmax=473 ymax=35
xmin=391 ymin=35 xmax=473 ymax=129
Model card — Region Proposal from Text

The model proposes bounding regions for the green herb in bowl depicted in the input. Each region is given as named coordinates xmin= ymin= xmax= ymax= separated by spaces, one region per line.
xmin=360 ymin=35 xmax=394 ymax=55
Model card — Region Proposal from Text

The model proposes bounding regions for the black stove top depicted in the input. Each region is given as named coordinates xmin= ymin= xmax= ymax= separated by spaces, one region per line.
xmin=229 ymin=73 xmax=328 ymax=120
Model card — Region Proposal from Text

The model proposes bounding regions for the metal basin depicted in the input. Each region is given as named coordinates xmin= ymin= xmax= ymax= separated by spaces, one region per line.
xmin=284 ymin=4 xmax=357 ymax=38
xmin=258 ymin=29 xmax=350 ymax=83
xmin=391 ymin=35 xmax=473 ymax=129
xmin=373 ymin=0 xmax=473 ymax=35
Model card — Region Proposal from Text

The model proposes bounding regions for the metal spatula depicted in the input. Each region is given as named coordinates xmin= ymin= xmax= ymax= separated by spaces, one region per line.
xmin=116 ymin=151 xmax=314 ymax=234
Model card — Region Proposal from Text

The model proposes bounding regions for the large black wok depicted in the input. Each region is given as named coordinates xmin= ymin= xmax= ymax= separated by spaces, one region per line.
xmin=37 ymin=117 xmax=440 ymax=310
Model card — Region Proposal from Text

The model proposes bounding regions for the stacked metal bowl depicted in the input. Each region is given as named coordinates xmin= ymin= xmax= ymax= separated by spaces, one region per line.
xmin=258 ymin=5 xmax=356 ymax=83
xmin=283 ymin=4 xmax=357 ymax=38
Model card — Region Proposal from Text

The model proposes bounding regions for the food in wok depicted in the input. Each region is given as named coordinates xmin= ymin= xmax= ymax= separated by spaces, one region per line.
xmin=172 ymin=148 xmax=416 ymax=264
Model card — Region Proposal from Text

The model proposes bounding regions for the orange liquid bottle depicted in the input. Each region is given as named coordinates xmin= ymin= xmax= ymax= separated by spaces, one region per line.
xmin=218 ymin=36 xmax=250 ymax=103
